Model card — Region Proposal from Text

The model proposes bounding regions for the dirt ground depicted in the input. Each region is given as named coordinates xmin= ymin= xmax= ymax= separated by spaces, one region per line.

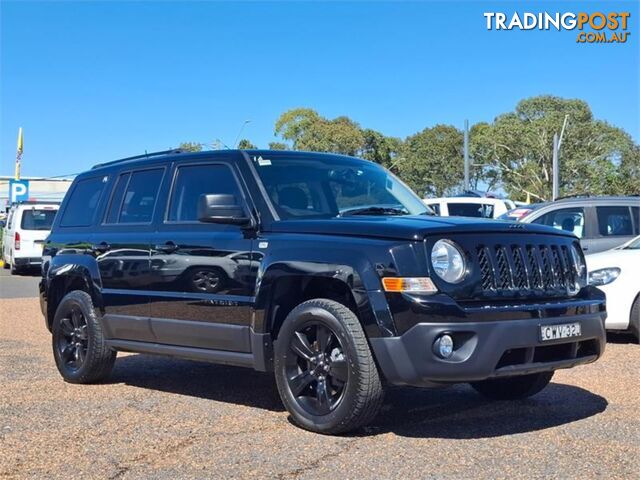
xmin=0 ymin=295 xmax=638 ymax=479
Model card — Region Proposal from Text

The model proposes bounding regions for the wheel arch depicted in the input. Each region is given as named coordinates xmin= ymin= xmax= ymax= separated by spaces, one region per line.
xmin=254 ymin=257 xmax=390 ymax=340
xmin=44 ymin=255 xmax=104 ymax=332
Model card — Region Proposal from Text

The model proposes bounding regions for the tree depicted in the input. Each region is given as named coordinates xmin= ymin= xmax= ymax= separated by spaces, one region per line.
xmin=273 ymin=108 xmax=403 ymax=165
xmin=178 ymin=142 xmax=203 ymax=152
xmin=268 ymin=142 xmax=288 ymax=150
xmin=274 ymin=108 xmax=364 ymax=155
xmin=473 ymin=95 xmax=637 ymax=201
xmin=360 ymin=129 xmax=402 ymax=169
xmin=237 ymin=139 xmax=257 ymax=149
xmin=398 ymin=125 xmax=464 ymax=197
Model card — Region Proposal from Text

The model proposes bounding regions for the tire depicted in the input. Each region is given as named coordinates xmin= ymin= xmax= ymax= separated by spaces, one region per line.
xmin=52 ymin=290 xmax=116 ymax=383
xmin=471 ymin=371 xmax=554 ymax=400
xmin=630 ymin=295 xmax=640 ymax=343
xmin=186 ymin=267 xmax=227 ymax=293
xmin=2 ymin=260 xmax=9 ymax=270
xmin=274 ymin=298 xmax=383 ymax=434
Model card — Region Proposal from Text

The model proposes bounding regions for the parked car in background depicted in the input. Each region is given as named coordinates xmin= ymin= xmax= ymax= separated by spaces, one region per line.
xmin=422 ymin=196 xmax=516 ymax=219
xmin=586 ymin=235 xmax=640 ymax=341
xmin=500 ymin=196 xmax=640 ymax=254
xmin=2 ymin=201 xmax=59 ymax=274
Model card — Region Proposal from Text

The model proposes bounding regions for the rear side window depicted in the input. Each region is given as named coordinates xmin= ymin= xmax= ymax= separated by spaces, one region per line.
xmin=21 ymin=209 xmax=57 ymax=230
xmin=110 ymin=169 xmax=164 ymax=224
xmin=168 ymin=164 xmax=242 ymax=222
xmin=60 ymin=177 xmax=107 ymax=227
xmin=596 ymin=206 xmax=634 ymax=236
xmin=531 ymin=207 xmax=585 ymax=238
xmin=447 ymin=202 xmax=493 ymax=218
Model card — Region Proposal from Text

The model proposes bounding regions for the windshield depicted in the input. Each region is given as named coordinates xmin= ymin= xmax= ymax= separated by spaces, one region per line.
xmin=624 ymin=236 xmax=640 ymax=249
xmin=20 ymin=209 xmax=57 ymax=230
xmin=249 ymin=153 xmax=430 ymax=220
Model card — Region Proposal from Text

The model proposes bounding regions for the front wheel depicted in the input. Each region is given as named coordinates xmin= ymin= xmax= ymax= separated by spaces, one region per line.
xmin=274 ymin=299 xmax=383 ymax=434
xmin=471 ymin=371 xmax=554 ymax=400
xmin=52 ymin=290 xmax=116 ymax=383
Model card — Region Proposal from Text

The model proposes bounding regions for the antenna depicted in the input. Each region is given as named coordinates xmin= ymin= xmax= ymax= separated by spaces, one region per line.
xmin=233 ymin=120 xmax=252 ymax=148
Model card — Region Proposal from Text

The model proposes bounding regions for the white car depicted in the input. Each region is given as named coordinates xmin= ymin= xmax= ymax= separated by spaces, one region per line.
xmin=423 ymin=196 xmax=515 ymax=219
xmin=586 ymin=235 xmax=640 ymax=341
xmin=2 ymin=202 xmax=59 ymax=274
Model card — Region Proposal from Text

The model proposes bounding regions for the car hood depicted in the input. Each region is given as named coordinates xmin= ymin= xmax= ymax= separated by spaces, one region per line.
xmin=268 ymin=215 xmax=574 ymax=241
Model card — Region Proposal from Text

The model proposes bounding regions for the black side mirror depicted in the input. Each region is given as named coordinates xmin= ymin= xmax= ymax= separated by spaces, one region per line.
xmin=197 ymin=194 xmax=251 ymax=225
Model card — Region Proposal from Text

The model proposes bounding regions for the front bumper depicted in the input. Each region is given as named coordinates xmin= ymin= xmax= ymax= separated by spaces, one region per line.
xmin=370 ymin=311 xmax=606 ymax=387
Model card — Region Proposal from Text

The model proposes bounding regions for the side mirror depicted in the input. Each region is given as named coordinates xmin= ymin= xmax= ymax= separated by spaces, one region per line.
xmin=197 ymin=194 xmax=251 ymax=226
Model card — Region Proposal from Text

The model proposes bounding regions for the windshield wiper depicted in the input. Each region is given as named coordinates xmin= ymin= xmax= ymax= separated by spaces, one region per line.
xmin=340 ymin=206 xmax=407 ymax=217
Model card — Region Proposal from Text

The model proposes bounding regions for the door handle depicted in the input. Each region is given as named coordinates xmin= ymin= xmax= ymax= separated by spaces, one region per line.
xmin=154 ymin=242 xmax=178 ymax=253
xmin=91 ymin=242 xmax=111 ymax=254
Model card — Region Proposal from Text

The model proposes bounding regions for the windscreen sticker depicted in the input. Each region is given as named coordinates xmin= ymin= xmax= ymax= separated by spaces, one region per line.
xmin=255 ymin=156 xmax=271 ymax=166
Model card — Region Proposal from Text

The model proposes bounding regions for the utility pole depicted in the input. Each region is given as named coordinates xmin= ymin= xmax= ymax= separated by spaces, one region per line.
xmin=552 ymin=115 xmax=569 ymax=201
xmin=463 ymin=119 xmax=470 ymax=191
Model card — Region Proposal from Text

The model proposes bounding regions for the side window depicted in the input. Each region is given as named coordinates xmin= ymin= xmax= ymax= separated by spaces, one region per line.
xmin=60 ymin=176 xmax=107 ymax=227
xmin=596 ymin=206 xmax=633 ymax=236
xmin=117 ymin=169 xmax=164 ymax=224
xmin=104 ymin=173 xmax=131 ymax=224
xmin=427 ymin=203 xmax=440 ymax=215
xmin=532 ymin=207 xmax=585 ymax=238
xmin=168 ymin=164 xmax=243 ymax=222
xmin=447 ymin=203 xmax=491 ymax=218
xmin=632 ymin=207 xmax=640 ymax=235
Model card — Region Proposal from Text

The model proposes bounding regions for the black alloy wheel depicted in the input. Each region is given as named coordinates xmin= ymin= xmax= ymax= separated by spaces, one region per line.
xmin=274 ymin=299 xmax=383 ymax=434
xmin=285 ymin=322 xmax=349 ymax=415
xmin=52 ymin=290 xmax=116 ymax=383
xmin=56 ymin=306 xmax=89 ymax=371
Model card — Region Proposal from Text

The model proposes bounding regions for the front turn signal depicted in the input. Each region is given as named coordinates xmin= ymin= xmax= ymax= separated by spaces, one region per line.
xmin=382 ymin=277 xmax=437 ymax=293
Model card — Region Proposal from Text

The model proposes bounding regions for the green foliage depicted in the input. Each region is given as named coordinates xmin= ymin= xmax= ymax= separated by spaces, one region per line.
xmin=178 ymin=142 xmax=203 ymax=152
xmin=473 ymin=95 xmax=638 ymax=201
xmin=268 ymin=142 xmax=288 ymax=150
xmin=398 ymin=125 xmax=464 ymax=197
xmin=274 ymin=108 xmax=364 ymax=155
xmin=183 ymin=96 xmax=638 ymax=200
xmin=237 ymin=139 xmax=257 ymax=149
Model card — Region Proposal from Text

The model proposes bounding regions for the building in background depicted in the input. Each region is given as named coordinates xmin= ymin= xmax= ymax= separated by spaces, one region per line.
xmin=0 ymin=176 xmax=73 ymax=216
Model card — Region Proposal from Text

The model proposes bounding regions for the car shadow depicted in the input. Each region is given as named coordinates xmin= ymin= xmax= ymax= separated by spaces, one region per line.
xmin=361 ymin=383 xmax=607 ymax=438
xmin=109 ymin=354 xmax=607 ymax=439
xmin=606 ymin=331 xmax=637 ymax=345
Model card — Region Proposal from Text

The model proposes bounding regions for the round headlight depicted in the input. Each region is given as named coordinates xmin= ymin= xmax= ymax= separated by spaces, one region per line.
xmin=431 ymin=239 xmax=466 ymax=283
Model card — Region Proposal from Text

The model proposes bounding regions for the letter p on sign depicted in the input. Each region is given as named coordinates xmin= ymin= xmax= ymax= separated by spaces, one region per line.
xmin=9 ymin=180 xmax=29 ymax=203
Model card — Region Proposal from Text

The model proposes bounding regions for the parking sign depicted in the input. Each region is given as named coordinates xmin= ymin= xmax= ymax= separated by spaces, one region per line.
xmin=9 ymin=179 xmax=29 ymax=203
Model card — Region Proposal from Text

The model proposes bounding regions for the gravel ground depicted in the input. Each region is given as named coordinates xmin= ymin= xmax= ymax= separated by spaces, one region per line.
xmin=0 ymin=296 xmax=638 ymax=479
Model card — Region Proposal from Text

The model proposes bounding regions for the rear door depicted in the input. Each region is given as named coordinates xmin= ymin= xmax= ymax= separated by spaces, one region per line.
xmin=94 ymin=166 xmax=166 ymax=341
xmin=592 ymin=205 xmax=638 ymax=253
xmin=148 ymin=159 xmax=258 ymax=353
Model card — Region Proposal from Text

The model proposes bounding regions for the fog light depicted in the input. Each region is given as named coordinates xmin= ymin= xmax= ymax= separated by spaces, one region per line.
xmin=434 ymin=334 xmax=454 ymax=359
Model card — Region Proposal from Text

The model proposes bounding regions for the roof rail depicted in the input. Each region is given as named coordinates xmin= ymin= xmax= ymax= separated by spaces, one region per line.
xmin=92 ymin=149 xmax=183 ymax=170
xmin=555 ymin=194 xmax=592 ymax=201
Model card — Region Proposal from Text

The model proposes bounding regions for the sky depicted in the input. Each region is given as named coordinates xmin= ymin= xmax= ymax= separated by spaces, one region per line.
xmin=1 ymin=0 xmax=639 ymax=178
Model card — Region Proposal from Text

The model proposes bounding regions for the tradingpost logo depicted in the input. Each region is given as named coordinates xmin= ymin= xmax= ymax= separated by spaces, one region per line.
xmin=483 ymin=11 xmax=631 ymax=43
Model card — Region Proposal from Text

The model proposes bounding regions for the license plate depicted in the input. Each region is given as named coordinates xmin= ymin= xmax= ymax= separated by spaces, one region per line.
xmin=540 ymin=322 xmax=581 ymax=341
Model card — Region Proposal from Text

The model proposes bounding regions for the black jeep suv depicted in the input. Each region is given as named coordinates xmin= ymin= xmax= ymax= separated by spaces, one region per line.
xmin=40 ymin=149 xmax=606 ymax=434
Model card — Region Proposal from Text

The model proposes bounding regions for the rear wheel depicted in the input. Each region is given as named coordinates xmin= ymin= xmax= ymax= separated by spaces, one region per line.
xmin=630 ymin=295 xmax=640 ymax=343
xmin=52 ymin=290 xmax=116 ymax=383
xmin=471 ymin=371 xmax=554 ymax=400
xmin=274 ymin=299 xmax=383 ymax=434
